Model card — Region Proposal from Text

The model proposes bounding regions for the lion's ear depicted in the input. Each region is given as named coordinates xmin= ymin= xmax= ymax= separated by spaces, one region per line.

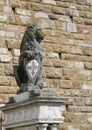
xmin=40 ymin=29 xmax=46 ymax=37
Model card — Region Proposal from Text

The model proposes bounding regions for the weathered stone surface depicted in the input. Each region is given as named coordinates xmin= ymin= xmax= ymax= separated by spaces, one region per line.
xmin=46 ymin=68 xmax=62 ymax=78
xmin=0 ymin=14 xmax=8 ymax=22
xmin=66 ymin=23 xmax=77 ymax=32
xmin=60 ymin=80 xmax=73 ymax=89
xmin=11 ymin=49 xmax=20 ymax=57
xmin=4 ymin=64 xmax=13 ymax=76
xmin=35 ymin=12 xmax=48 ymax=18
xmin=0 ymin=64 xmax=4 ymax=75
xmin=0 ymin=54 xmax=12 ymax=63
xmin=32 ymin=3 xmax=52 ymax=13
xmin=6 ymin=31 xmax=15 ymax=38
xmin=84 ymin=62 xmax=92 ymax=70
xmin=0 ymin=30 xmax=5 ymax=37
xmin=52 ymin=7 xmax=65 ymax=15
xmin=0 ymin=48 xmax=8 ymax=54
xmin=6 ymin=39 xmax=21 ymax=49
xmin=47 ymin=53 xmax=59 ymax=59
xmin=15 ymin=8 xmax=27 ymax=15
xmin=20 ymin=16 xmax=31 ymax=25
xmin=0 ymin=76 xmax=10 ymax=86
xmin=3 ymin=6 xmax=12 ymax=13
xmin=42 ymin=0 xmax=56 ymax=5
xmin=10 ymin=0 xmax=20 ymax=8
xmin=70 ymin=46 xmax=83 ymax=55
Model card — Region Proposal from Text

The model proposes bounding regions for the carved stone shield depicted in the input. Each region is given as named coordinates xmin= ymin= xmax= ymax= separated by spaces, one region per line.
xmin=26 ymin=60 xmax=39 ymax=80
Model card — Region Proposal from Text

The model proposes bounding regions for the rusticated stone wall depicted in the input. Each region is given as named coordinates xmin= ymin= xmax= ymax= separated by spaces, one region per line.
xmin=0 ymin=0 xmax=92 ymax=130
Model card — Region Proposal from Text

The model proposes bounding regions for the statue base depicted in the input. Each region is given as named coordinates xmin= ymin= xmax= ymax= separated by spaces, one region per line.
xmin=1 ymin=89 xmax=67 ymax=130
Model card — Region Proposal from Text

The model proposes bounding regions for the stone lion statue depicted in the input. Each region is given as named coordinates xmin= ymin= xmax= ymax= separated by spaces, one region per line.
xmin=14 ymin=24 xmax=45 ymax=93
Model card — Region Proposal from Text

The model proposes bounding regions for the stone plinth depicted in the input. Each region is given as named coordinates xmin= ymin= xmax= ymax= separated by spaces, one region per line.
xmin=1 ymin=89 xmax=67 ymax=130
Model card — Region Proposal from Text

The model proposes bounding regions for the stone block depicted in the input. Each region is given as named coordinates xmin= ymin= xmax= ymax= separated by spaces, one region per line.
xmin=0 ymin=64 xmax=4 ymax=76
xmin=32 ymin=3 xmax=52 ymax=13
xmin=53 ymin=44 xmax=62 ymax=53
xmin=4 ymin=64 xmax=13 ymax=76
xmin=11 ymin=49 xmax=20 ymax=57
xmin=12 ymin=57 xmax=18 ymax=64
xmin=3 ymin=6 xmax=12 ymax=13
xmin=70 ymin=46 xmax=83 ymax=55
xmin=82 ymin=81 xmax=92 ymax=90
xmin=73 ymin=17 xmax=84 ymax=25
xmin=0 ymin=48 xmax=8 ymax=54
xmin=59 ymin=15 xmax=71 ymax=22
xmin=60 ymin=80 xmax=73 ymax=89
xmin=26 ymin=10 xmax=31 ymax=16
xmin=6 ymin=32 xmax=15 ymax=38
xmin=0 ymin=31 xmax=5 ymax=38
xmin=42 ymin=43 xmax=53 ymax=52
xmin=77 ymin=24 xmax=90 ymax=33
xmin=47 ymin=53 xmax=59 ymax=59
xmin=44 ymin=36 xmax=58 ymax=43
xmin=0 ymin=15 xmax=8 ymax=22
xmin=0 ymin=0 xmax=5 ymax=5
xmin=86 ymin=0 xmax=92 ymax=5
xmin=0 ymin=39 xmax=6 ymax=47
xmin=61 ymin=54 xmax=92 ymax=62
xmin=42 ymin=0 xmax=56 ymax=5
xmin=84 ymin=98 xmax=92 ymax=106
xmin=72 ymin=10 xmax=79 ymax=17
xmin=49 ymin=14 xmax=59 ymax=20
xmin=48 ymin=79 xmax=61 ymax=88
xmin=15 ymin=8 xmax=26 ymax=15
xmin=0 ymin=94 xmax=9 ymax=103
xmin=74 ymin=61 xmax=84 ymax=69
xmin=9 ymin=16 xmax=15 ymax=24
xmin=0 ymin=54 xmax=12 ymax=63
xmin=69 ymin=3 xmax=76 ymax=9
xmin=81 ymin=106 xmax=92 ymax=112
xmin=46 ymin=68 xmax=62 ymax=78
xmin=0 ymin=23 xmax=4 ymax=30
xmin=75 ymin=0 xmax=85 ymax=5
xmin=0 ymin=86 xmax=17 ymax=94
xmin=4 ymin=24 xmax=20 ymax=32
xmin=15 ymin=15 xmax=21 ymax=25
xmin=62 ymin=69 xmax=79 ymax=80
xmin=73 ymin=33 xmax=85 ymax=40
xmin=83 ymin=47 xmax=92 ymax=56
xmin=56 ymin=1 xmax=69 ymax=8
xmin=84 ymin=62 xmax=92 ymax=70
xmin=61 ymin=45 xmax=70 ymax=53
xmin=56 ymin=21 xmax=66 ymax=30
xmin=52 ymin=7 xmax=65 ymax=15
xmin=53 ymin=60 xmax=62 ymax=67
xmin=10 ymin=0 xmax=20 ymax=8
xmin=43 ymin=59 xmax=53 ymax=67
xmin=87 ymin=113 xmax=92 ymax=124
xmin=6 ymin=39 xmax=21 ymax=49
xmin=66 ymin=23 xmax=77 ymax=32
xmin=35 ymin=12 xmax=48 ymax=18
xmin=20 ymin=16 xmax=31 ymax=25
xmin=38 ymin=19 xmax=55 ymax=29
xmin=0 ymin=76 xmax=10 ymax=86
xmin=10 ymin=77 xmax=17 ymax=86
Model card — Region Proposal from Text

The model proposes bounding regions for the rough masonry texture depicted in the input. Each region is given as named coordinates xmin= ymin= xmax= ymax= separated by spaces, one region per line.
xmin=0 ymin=0 xmax=92 ymax=130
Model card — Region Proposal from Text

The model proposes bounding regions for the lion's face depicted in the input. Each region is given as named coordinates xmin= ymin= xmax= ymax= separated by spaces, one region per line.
xmin=26 ymin=24 xmax=46 ymax=43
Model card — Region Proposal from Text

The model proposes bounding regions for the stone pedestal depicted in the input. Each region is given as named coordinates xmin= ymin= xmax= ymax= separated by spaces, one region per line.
xmin=1 ymin=89 xmax=67 ymax=130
